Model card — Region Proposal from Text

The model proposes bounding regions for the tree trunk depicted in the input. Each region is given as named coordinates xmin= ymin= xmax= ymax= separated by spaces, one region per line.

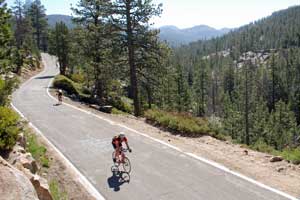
xmin=146 ymin=84 xmax=152 ymax=109
xmin=271 ymin=55 xmax=276 ymax=111
xmin=126 ymin=0 xmax=140 ymax=116
xmin=245 ymin=65 xmax=250 ymax=145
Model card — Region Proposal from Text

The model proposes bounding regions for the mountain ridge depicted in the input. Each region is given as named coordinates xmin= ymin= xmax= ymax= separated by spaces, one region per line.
xmin=46 ymin=14 xmax=230 ymax=46
xmin=159 ymin=25 xmax=231 ymax=46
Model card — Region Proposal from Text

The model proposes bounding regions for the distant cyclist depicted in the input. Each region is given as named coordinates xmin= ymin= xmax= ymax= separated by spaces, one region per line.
xmin=112 ymin=133 xmax=132 ymax=163
xmin=56 ymin=89 xmax=63 ymax=104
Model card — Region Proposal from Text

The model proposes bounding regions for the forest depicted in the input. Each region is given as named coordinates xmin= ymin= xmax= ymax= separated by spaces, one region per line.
xmin=1 ymin=0 xmax=300 ymax=163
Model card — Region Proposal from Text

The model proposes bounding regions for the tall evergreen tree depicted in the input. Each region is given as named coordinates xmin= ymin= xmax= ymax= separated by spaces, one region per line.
xmin=72 ymin=0 xmax=114 ymax=103
xmin=0 ymin=0 xmax=13 ymax=73
xmin=26 ymin=0 xmax=48 ymax=50
xmin=49 ymin=22 xmax=70 ymax=75
xmin=112 ymin=0 xmax=162 ymax=116
xmin=175 ymin=63 xmax=191 ymax=112
xmin=193 ymin=59 xmax=208 ymax=116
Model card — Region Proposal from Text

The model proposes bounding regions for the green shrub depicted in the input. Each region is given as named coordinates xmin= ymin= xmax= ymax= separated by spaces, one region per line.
xmin=251 ymin=138 xmax=278 ymax=154
xmin=108 ymin=93 xmax=133 ymax=114
xmin=50 ymin=180 xmax=68 ymax=200
xmin=0 ymin=77 xmax=18 ymax=106
xmin=53 ymin=75 xmax=78 ymax=95
xmin=0 ymin=107 xmax=19 ymax=151
xmin=81 ymin=87 xmax=92 ymax=95
xmin=40 ymin=155 xmax=49 ymax=168
xmin=111 ymin=108 xmax=128 ymax=115
xmin=280 ymin=148 xmax=300 ymax=165
xmin=26 ymin=133 xmax=50 ymax=168
xmin=70 ymin=73 xmax=85 ymax=83
xmin=144 ymin=109 xmax=212 ymax=137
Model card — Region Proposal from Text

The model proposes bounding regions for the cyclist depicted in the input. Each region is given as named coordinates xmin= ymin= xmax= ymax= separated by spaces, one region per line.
xmin=56 ymin=89 xmax=63 ymax=104
xmin=112 ymin=133 xmax=132 ymax=163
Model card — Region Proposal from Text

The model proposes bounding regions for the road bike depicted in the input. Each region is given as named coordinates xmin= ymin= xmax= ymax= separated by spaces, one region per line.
xmin=111 ymin=148 xmax=131 ymax=173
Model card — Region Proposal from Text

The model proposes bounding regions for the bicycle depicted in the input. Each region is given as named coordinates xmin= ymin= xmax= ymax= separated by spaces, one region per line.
xmin=58 ymin=94 xmax=62 ymax=104
xmin=111 ymin=148 xmax=131 ymax=173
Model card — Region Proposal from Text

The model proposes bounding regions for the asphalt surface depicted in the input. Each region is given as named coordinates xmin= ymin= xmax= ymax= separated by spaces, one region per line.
xmin=12 ymin=53 xmax=293 ymax=200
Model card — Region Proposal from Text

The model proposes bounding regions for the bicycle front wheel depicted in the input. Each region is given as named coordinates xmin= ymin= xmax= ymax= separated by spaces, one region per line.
xmin=122 ymin=157 xmax=131 ymax=173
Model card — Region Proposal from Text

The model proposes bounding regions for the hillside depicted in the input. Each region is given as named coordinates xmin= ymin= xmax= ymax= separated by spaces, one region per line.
xmin=159 ymin=25 xmax=230 ymax=46
xmin=47 ymin=14 xmax=74 ymax=28
xmin=177 ymin=5 xmax=300 ymax=57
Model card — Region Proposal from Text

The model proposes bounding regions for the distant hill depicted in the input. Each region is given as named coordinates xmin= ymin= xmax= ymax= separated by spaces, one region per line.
xmin=47 ymin=14 xmax=74 ymax=28
xmin=46 ymin=14 xmax=230 ymax=46
xmin=175 ymin=5 xmax=300 ymax=56
xmin=159 ymin=25 xmax=230 ymax=46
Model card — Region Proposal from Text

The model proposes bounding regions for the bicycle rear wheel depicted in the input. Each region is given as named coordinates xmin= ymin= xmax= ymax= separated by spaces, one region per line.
xmin=122 ymin=157 xmax=131 ymax=173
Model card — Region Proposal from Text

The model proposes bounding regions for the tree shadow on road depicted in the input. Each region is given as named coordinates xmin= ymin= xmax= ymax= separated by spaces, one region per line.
xmin=107 ymin=170 xmax=130 ymax=192
xmin=35 ymin=75 xmax=55 ymax=79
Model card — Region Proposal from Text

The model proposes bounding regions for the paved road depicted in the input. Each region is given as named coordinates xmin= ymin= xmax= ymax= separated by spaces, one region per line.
xmin=12 ymin=54 xmax=294 ymax=200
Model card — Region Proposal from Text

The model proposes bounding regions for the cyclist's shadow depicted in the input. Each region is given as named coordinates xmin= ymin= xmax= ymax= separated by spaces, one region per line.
xmin=107 ymin=170 xmax=130 ymax=192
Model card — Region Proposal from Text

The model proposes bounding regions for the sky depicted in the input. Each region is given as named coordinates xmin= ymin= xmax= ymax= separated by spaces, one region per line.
xmin=5 ymin=0 xmax=300 ymax=29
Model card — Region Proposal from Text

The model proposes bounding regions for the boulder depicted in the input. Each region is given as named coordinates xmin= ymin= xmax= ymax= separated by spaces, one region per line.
xmin=0 ymin=156 xmax=39 ymax=200
xmin=31 ymin=174 xmax=53 ymax=200
xmin=100 ymin=105 xmax=113 ymax=113
xmin=21 ymin=153 xmax=39 ymax=174
xmin=7 ymin=144 xmax=26 ymax=164
xmin=17 ymin=132 xmax=27 ymax=148
xmin=292 ymin=160 xmax=300 ymax=165
xmin=270 ymin=156 xmax=283 ymax=163
xmin=12 ymin=144 xmax=26 ymax=154
xmin=276 ymin=167 xmax=285 ymax=172
xmin=10 ymin=153 xmax=38 ymax=174
xmin=89 ymin=104 xmax=100 ymax=110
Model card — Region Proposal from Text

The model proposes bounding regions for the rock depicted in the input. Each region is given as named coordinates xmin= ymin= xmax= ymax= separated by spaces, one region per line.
xmin=7 ymin=144 xmax=26 ymax=164
xmin=100 ymin=105 xmax=113 ymax=113
xmin=270 ymin=156 xmax=283 ymax=163
xmin=292 ymin=160 xmax=300 ymax=165
xmin=17 ymin=132 xmax=27 ymax=148
xmin=12 ymin=144 xmax=26 ymax=154
xmin=22 ymin=153 xmax=39 ymax=174
xmin=277 ymin=167 xmax=285 ymax=172
xmin=0 ymin=156 xmax=39 ymax=200
xmin=11 ymin=153 xmax=38 ymax=174
xmin=31 ymin=174 xmax=53 ymax=200
xmin=42 ymin=172 xmax=47 ymax=177
xmin=89 ymin=104 xmax=100 ymax=110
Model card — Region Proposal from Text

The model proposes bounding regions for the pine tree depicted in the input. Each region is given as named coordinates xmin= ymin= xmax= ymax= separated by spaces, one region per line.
xmin=72 ymin=0 xmax=114 ymax=103
xmin=0 ymin=0 xmax=13 ymax=74
xmin=175 ymin=63 xmax=191 ymax=112
xmin=49 ymin=22 xmax=70 ymax=75
xmin=251 ymin=98 xmax=269 ymax=143
xmin=26 ymin=0 xmax=48 ymax=50
xmin=222 ymin=92 xmax=243 ymax=140
xmin=112 ymin=0 xmax=162 ymax=116
xmin=266 ymin=101 xmax=297 ymax=150
xmin=193 ymin=59 xmax=208 ymax=116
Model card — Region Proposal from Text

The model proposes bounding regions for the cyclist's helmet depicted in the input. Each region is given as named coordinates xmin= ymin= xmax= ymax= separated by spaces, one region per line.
xmin=119 ymin=132 xmax=125 ymax=139
xmin=59 ymin=89 xmax=62 ymax=93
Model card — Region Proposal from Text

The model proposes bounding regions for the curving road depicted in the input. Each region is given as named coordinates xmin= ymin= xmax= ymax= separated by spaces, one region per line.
xmin=12 ymin=53 xmax=296 ymax=200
